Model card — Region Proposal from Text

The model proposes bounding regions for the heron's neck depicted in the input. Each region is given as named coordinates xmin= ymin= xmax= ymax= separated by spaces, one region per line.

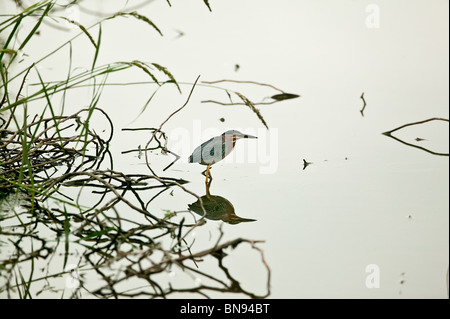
xmin=222 ymin=135 xmax=237 ymax=147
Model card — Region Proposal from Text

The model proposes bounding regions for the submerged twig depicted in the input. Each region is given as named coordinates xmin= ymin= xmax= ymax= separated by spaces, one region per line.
xmin=360 ymin=92 xmax=367 ymax=117
xmin=302 ymin=159 xmax=312 ymax=170
xmin=144 ymin=75 xmax=200 ymax=174
xmin=202 ymin=79 xmax=284 ymax=93
xmin=201 ymin=99 xmax=279 ymax=106
xmin=200 ymin=79 xmax=299 ymax=129
xmin=382 ymin=118 xmax=449 ymax=156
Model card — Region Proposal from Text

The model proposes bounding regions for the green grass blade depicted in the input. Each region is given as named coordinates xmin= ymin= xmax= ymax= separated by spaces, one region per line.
xmin=16 ymin=254 xmax=33 ymax=299
xmin=110 ymin=11 xmax=163 ymax=36
xmin=91 ymin=24 xmax=102 ymax=70
xmin=79 ymin=227 xmax=115 ymax=241
xmin=18 ymin=107 xmax=34 ymax=185
xmin=60 ymin=42 xmax=73 ymax=115
xmin=0 ymin=17 xmax=22 ymax=66
xmin=6 ymin=100 xmax=35 ymax=196
xmin=14 ymin=270 xmax=23 ymax=299
xmin=4 ymin=2 xmax=100 ymax=86
xmin=151 ymin=63 xmax=181 ymax=93
xmin=61 ymin=17 xmax=97 ymax=49
xmin=235 ymin=92 xmax=269 ymax=129
xmin=25 ymin=241 xmax=35 ymax=299
xmin=18 ymin=2 xmax=53 ymax=51
xmin=0 ymin=60 xmax=11 ymax=106
xmin=12 ymin=2 xmax=53 ymax=67
xmin=63 ymin=206 xmax=70 ymax=270
xmin=35 ymin=67 xmax=66 ymax=151
xmin=77 ymin=75 xmax=108 ymax=160
xmin=125 ymin=61 xmax=159 ymax=84
xmin=0 ymin=49 xmax=17 ymax=55
xmin=130 ymin=83 xmax=165 ymax=123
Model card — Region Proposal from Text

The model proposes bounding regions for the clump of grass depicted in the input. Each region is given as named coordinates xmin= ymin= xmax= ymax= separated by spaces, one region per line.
xmin=1 ymin=0 xmax=272 ymax=299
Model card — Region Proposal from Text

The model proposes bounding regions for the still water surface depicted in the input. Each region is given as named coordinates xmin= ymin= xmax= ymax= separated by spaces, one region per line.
xmin=0 ymin=0 xmax=448 ymax=298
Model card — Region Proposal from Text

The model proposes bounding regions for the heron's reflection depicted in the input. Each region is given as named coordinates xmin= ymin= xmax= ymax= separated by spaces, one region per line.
xmin=188 ymin=194 xmax=256 ymax=225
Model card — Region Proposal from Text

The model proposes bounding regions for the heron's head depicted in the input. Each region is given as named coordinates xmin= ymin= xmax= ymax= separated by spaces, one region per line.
xmin=222 ymin=130 xmax=257 ymax=140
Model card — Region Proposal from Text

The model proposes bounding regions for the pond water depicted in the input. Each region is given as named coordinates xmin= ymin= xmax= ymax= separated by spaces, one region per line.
xmin=1 ymin=0 xmax=448 ymax=298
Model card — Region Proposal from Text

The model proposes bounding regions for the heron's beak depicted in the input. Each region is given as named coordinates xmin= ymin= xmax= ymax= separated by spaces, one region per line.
xmin=241 ymin=134 xmax=257 ymax=139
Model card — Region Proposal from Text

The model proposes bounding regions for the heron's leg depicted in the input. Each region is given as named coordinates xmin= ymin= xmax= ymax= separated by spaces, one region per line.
xmin=205 ymin=164 xmax=212 ymax=183
xmin=205 ymin=179 xmax=211 ymax=199
xmin=204 ymin=165 xmax=213 ymax=199
xmin=207 ymin=165 xmax=213 ymax=182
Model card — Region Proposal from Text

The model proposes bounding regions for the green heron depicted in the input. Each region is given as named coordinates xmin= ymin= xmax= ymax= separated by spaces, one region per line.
xmin=188 ymin=130 xmax=257 ymax=183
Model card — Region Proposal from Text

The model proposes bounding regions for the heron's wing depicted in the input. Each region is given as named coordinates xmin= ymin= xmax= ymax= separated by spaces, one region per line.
xmin=188 ymin=137 xmax=215 ymax=163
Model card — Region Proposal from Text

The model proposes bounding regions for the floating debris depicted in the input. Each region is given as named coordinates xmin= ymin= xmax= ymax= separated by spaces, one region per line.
xmin=398 ymin=272 xmax=407 ymax=295
xmin=360 ymin=92 xmax=367 ymax=117
xmin=174 ymin=29 xmax=185 ymax=39
xmin=302 ymin=159 xmax=312 ymax=170
xmin=270 ymin=93 xmax=300 ymax=101
xmin=399 ymin=272 xmax=406 ymax=285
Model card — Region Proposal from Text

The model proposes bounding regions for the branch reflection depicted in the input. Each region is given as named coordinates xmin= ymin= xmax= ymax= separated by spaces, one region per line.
xmin=382 ymin=118 xmax=449 ymax=156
